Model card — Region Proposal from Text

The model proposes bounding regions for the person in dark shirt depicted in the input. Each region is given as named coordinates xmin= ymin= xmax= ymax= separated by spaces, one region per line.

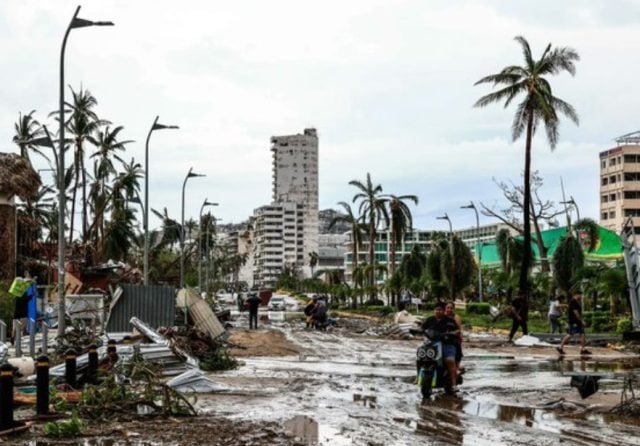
xmin=246 ymin=293 xmax=261 ymax=329
xmin=421 ymin=302 xmax=460 ymax=390
xmin=508 ymin=291 xmax=529 ymax=342
xmin=557 ymin=294 xmax=590 ymax=355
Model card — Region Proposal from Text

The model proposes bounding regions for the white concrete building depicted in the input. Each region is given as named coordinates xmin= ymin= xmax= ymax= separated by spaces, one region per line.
xmin=454 ymin=222 xmax=516 ymax=253
xmin=252 ymin=202 xmax=306 ymax=287
xmin=270 ymin=128 xmax=319 ymax=274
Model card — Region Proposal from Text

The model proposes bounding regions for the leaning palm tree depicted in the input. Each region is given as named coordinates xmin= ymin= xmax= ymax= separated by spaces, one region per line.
xmin=13 ymin=110 xmax=47 ymax=163
xmin=385 ymin=194 xmax=418 ymax=278
xmin=328 ymin=201 xmax=365 ymax=283
xmin=474 ymin=36 xmax=579 ymax=299
xmin=350 ymin=173 xmax=389 ymax=297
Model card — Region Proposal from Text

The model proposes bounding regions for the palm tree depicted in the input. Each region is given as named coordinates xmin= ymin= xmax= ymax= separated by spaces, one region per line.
xmin=552 ymin=218 xmax=600 ymax=295
xmin=474 ymin=36 xmax=579 ymax=299
xmin=385 ymin=194 xmax=418 ymax=303
xmin=440 ymin=236 xmax=475 ymax=299
xmin=308 ymin=251 xmax=319 ymax=277
xmin=329 ymin=202 xmax=365 ymax=283
xmin=13 ymin=111 xmax=48 ymax=163
xmin=350 ymin=173 xmax=389 ymax=297
xmin=64 ymin=86 xmax=110 ymax=242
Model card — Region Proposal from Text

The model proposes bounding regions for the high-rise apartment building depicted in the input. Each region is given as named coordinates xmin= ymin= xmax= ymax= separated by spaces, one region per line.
xmin=252 ymin=202 xmax=306 ymax=287
xmin=599 ymin=131 xmax=640 ymax=234
xmin=249 ymin=128 xmax=320 ymax=287
xmin=270 ymin=128 xmax=319 ymax=273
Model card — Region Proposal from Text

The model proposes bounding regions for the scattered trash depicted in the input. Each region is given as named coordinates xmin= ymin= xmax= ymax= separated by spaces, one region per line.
xmin=513 ymin=335 xmax=553 ymax=347
xmin=166 ymin=369 xmax=225 ymax=393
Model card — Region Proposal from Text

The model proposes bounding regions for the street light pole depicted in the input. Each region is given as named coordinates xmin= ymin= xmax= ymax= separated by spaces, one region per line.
xmin=180 ymin=168 xmax=205 ymax=289
xmin=461 ymin=201 xmax=483 ymax=302
xmin=198 ymin=199 xmax=218 ymax=292
xmin=57 ymin=6 xmax=113 ymax=338
xmin=437 ymin=213 xmax=454 ymax=300
xmin=144 ymin=116 xmax=179 ymax=285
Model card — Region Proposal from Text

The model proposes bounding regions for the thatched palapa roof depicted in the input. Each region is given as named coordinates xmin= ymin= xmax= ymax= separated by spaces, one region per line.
xmin=0 ymin=152 xmax=41 ymax=199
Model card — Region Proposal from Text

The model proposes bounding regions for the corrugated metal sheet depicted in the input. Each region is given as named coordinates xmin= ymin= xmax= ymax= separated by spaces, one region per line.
xmin=106 ymin=284 xmax=175 ymax=332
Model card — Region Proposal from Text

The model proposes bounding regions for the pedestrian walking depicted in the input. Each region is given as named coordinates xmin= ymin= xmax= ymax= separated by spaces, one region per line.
xmin=548 ymin=295 xmax=564 ymax=334
xmin=508 ymin=291 xmax=528 ymax=342
xmin=557 ymin=294 xmax=591 ymax=356
xmin=246 ymin=292 xmax=261 ymax=330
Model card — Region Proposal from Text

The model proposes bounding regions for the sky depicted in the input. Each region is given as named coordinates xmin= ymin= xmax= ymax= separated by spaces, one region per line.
xmin=2 ymin=0 xmax=640 ymax=233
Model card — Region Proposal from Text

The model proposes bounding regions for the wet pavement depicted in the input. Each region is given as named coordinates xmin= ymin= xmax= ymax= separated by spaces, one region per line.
xmin=199 ymin=326 xmax=640 ymax=445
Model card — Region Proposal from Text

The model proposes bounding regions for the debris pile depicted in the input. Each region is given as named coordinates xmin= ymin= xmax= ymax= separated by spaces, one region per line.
xmin=159 ymin=326 xmax=238 ymax=372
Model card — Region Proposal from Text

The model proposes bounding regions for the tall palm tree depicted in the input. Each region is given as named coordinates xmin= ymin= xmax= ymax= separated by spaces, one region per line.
xmin=13 ymin=111 xmax=48 ymax=163
xmin=64 ymin=86 xmax=110 ymax=242
xmin=328 ymin=202 xmax=365 ymax=283
xmin=385 ymin=194 xmax=418 ymax=279
xmin=350 ymin=173 xmax=389 ymax=297
xmin=474 ymin=36 xmax=579 ymax=299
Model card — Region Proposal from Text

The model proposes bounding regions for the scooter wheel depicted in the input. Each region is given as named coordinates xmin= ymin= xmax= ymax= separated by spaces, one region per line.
xmin=421 ymin=381 xmax=432 ymax=399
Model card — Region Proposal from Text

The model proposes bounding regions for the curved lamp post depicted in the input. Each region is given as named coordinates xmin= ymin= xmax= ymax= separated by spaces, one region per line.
xmin=57 ymin=6 xmax=113 ymax=337
xmin=436 ymin=213 xmax=455 ymax=300
xmin=198 ymin=199 xmax=218 ymax=292
xmin=180 ymin=168 xmax=205 ymax=288
xmin=144 ymin=116 xmax=179 ymax=285
xmin=461 ymin=201 xmax=483 ymax=302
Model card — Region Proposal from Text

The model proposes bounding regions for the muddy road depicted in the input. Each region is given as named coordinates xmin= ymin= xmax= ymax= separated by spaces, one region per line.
xmin=201 ymin=322 xmax=640 ymax=445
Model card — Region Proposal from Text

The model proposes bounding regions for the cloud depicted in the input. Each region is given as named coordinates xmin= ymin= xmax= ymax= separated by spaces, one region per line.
xmin=0 ymin=0 xmax=637 ymax=233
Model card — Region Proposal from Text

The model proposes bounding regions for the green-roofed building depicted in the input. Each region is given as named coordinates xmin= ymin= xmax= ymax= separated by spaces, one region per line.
xmin=477 ymin=225 xmax=623 ymax=267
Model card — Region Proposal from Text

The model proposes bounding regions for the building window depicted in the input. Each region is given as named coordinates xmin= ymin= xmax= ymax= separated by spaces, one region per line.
xmin=625 ymin=209 xmax=640 ymax=217
xmin=625 ymin=172 xmax=640 ymax=181
xmin=601 ymin=160 xmax=606 ymax=169
xmin=610 ymin=193 xmax=616 ymax=201
xmin=625 ymin=191 xmax=640 ymax=199
xmin=610 ymin=210 xmax=616 ymax=218
xmin=601 ymin=212 xmax=608 ymax=220
xmin=610 ymin=175 xmax=617 ymax=184
xmin=601 ymin=195 xmax=608 ymax=203
xmin=611 ymin=158 xmax=617 ymax=166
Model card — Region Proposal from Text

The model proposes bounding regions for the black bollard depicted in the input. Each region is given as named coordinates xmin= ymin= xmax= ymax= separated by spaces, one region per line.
xmin=0 ymin=363 xmax=14 ymax=430
xmin=65 ymin=348 xmax=77 ymax=389
xmin=36 ymin=355 xmax=49 ymax=415
xmin=87 ymin=345 xmax=98 ymax=384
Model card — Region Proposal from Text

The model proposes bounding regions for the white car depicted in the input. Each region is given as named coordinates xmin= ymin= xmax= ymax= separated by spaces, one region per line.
xmin=268 ymin=296 xmax=286 ymax=311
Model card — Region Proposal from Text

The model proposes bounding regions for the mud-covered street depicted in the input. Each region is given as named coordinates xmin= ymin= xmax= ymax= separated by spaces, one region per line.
xmin=200 ymin=318 xmax=640 ymax=446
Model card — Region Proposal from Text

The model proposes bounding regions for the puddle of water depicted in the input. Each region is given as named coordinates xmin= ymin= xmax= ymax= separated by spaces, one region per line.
xmin=284 ymin=415 xmax=352 ymax=445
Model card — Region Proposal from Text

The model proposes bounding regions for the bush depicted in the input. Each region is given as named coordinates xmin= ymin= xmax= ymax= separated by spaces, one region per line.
xmin=617 ymin=318 xmax=633 ymax=334
xmin=583 ymin=311 xmax=614 ymax=332
xmin=363 ymin=299 xmax=385 ymax=306
xmin=379 ymin=306 xmax=395 ymax=316
xmin=0 ymin=282 xmax=16 ymax=326
xmin=466 ymin=302 xmax=492 ymax=315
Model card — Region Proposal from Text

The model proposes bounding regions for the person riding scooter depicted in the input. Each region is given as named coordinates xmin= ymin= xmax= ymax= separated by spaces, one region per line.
xmin=311 ymin=296 xmax=328 ymax=328
xmin=421 ymin=302 xmax=460 ymax=393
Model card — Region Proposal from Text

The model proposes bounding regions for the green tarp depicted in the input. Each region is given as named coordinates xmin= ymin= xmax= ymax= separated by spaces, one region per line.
xmin=477 ymin=225 xmax=623 ymax=267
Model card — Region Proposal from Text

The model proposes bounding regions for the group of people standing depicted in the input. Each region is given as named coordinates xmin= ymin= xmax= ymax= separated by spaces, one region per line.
xmin=508 ymin=292 xmax=590 ymax=355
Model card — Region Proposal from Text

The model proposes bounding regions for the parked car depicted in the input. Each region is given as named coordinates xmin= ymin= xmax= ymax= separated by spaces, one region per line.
xmin=268 ymin=296 xmax=286 ymax=311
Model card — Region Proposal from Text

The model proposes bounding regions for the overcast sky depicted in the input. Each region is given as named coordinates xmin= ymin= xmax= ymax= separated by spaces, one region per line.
xmin=2 ymin=0 xmax=639 ymax=232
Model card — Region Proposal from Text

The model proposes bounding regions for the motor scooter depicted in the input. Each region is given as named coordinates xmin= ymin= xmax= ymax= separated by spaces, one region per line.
xmin=416 ymin=329 xmax=462 ymax=399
